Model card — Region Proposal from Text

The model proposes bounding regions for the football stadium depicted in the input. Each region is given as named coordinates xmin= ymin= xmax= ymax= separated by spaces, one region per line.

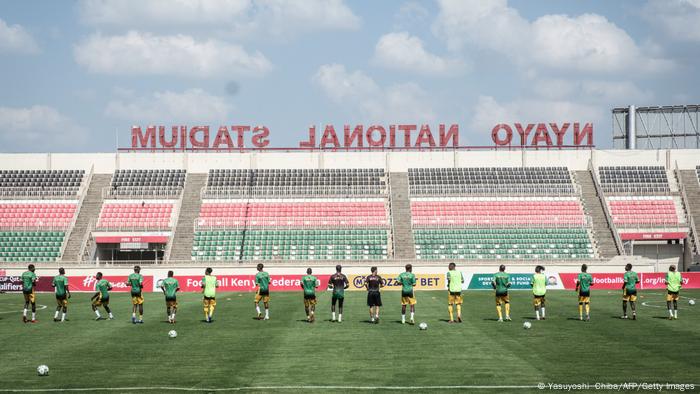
xmin=2 ymin=1 xmax=700 ymax=393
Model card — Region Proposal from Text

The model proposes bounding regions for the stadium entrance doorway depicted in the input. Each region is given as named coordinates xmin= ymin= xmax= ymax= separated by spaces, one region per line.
xmin=93 ymin=242 xmax=166 ymax=263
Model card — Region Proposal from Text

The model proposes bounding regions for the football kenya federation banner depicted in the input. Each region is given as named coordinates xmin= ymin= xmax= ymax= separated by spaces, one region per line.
xmin=34 ymin=275 xmax=154 ymax=292
xmin=559 ymin=272 xmax=700 ymax=290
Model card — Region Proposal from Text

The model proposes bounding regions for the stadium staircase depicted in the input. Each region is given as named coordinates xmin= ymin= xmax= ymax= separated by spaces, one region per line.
xmin=168 ymin=173 xmax=207 ymax=261
xmin=678 ymin=170 xmax=700 ymax=255
xmin=61 ymin=174 xmax=112 ymax=262
xmin=388 ymin=172 xmax=415 ymax=259
xmin=574 ymin=170 xmax=620 ymax=258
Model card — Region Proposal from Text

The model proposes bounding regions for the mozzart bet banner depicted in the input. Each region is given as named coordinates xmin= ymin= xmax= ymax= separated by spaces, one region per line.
xmin=3 ymin=272 xmax=700 ymax=293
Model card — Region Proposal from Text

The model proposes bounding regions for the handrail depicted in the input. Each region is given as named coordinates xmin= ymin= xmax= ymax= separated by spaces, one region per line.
xmin=59 ymin=164 xmax=93 ymax=259
xmin=675 ymin=162 xmax=700 ymax=257
xmin=77 ymin=219 xmax=95 ymax=261
xmin=163 ymin=176 xmax=187 ymax=262
xmin=102 ymin=186 xmax=184 ymax=200
xmin=201 ymin=186 xmax=388 ymax=199
xmin=387 ymin=173 xmax=396 ymax=258
xmin=589 ymin=160 xmax=625 ymax=256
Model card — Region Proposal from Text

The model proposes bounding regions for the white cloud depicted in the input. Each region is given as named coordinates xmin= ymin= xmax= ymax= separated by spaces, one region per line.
xmin=0 ymin=106 xmax=87 ymax=151
xmin=74 ymin=31 xmax=272 ymax=77
xmin=434 ymin=0 xmax=671 ymax=73
xmin=643 ymin=0 xmax=700 ymax=42
xmin=373 ymin=32 xmax=464 ymax=75
xmin=0 ymin=18 xmax=39 ymax=54
xmin=470 ymin=95 xmax=603 ymax=134
xmin=78 ymin=0 xmax=360 ymax=37
xmin=105 ymin=89 xmax=231 ymax=123
xmin=80 ymin=0 xmax=250 ymax=26
xmin=533 ymin=79 xmax=653 ymax=104
xmin=313 ymin=64 xmax=435 ymax=123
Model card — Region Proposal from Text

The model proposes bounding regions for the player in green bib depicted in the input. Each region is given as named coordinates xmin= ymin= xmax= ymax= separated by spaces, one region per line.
xmin=255 ymin=264 xmax=271 ymax=320
xmin=52 ymin=267 xmax=70 ymax=322
xmin=301 ymin=268 xmax=318 ymax=323
xmin=622 ymin=263 xmax=639 ymax=320
xmin=21 ymin=264 xmax=38 ymax=323
xmin=576 ymin=264 xmax=593 ymax=321
xmin=127 ymin=265 xmax=145 ymax=324
xmin=530 ymin=265 xmax=547 ymax=320
xmin=91 ymin=272 xmax=114 ymax=320
xmin=160 ymin=270 xmax=180 ymax=324
xmin=201 ymin=267 xmax=218 ymax=323
xmin=446 ymin=262 xmax=465 ymax=323
xmin=492 ymin=265 xmax=511 ymax=322
xmin=665 ymin=265 xmax=682 ymax=320
xmin=396 ymin=264 xmax=417 ymax=325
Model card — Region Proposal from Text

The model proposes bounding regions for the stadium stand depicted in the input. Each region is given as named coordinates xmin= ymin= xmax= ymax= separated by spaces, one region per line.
xmin=108 ymin=169 xmax=185 ymax=197
xmin=193 ymin=169 xmax=390 ymax=261
xmin=409 ymin=167 xmax=575 ymax=195
xmin=0 ymin=169 xmax=84 ymax=197
xmin=96 ymin=201 xmax=175 ymax=230
xmin=409 ymin=167 xmax=596 ymax=260
xmin=205 ymin=168 xmax=385 ymax=196
xmin=598 ymin=166 xmax=681 ymax=228
xmin=0 ymin=170 xmax=85 ymax=262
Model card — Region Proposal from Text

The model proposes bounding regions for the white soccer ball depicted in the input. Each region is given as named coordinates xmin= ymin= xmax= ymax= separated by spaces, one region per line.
xmin=523 ymin=322 xmax=532 ymax=329
xmin=168 ymin=330 xmax=177 ymax=338
xmin=419 ymin=322 xmax=428 ymax=330
xmin=689 ymin=299 xmax=696 ymax=306
xmin=37 ymin=365 xmax=49 ymax=376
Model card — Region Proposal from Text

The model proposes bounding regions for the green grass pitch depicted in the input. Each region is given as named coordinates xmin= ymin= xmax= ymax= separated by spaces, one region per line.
xmin=0 ymin=290 xmax=699 ymax=392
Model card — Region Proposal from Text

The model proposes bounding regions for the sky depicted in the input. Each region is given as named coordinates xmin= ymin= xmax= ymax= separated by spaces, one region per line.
xmin=0 ymin=0 xmax=699 ymax=152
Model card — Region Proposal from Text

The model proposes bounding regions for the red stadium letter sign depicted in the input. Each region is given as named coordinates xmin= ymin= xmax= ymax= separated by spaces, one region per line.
xmin=232 ymin=125 xmax=250 ymax=148
xmin=366 ymin=125 xmax=386 ymax=147
xmin=344 ymin=125 xmax=363 ymax=148
xmin=439 ymin=124 xmax=459 ymax=147
xmin=492 ymin=124 xmax=513 ymax=145
xmin=158 ymin=126 xmax=179 ymax=149
xmin=531 ymin=123 xmax=552 ymax=146
xmin=212 ymin=126 xmax=234 ymax=149
xmin=189 ymin=126 xmax=209 ymax=149
xmin=573 ymin=123 xmax=593 ymax=146
xmin=252 ymin=126 xmax=270 ymax=148
xmin=550 ymin=123 xmax=570 ymax=146
xmin=320 ymin=125 xmax=340 ymax=148
xmin=300 ymin=126 xmax=316 ymax=148
xmin=415 ymin=124 xmax=436 ymax=148
xmin=131 ymin=126 xmax=156 ymax=149
xmin=515 ymin=123 xmax=534 ymax=146
xmin=398 ymin=124 xmax=416 ymax=147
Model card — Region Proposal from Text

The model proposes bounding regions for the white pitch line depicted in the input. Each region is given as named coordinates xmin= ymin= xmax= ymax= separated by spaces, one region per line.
xmin=0 ymin=304 xmax=47 ymax=314
xmin=0 ymin=385 xmax=539 ymax=392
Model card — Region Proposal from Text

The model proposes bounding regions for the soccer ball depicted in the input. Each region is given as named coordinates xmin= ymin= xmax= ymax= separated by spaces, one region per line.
xmin=689 ymin=299 xmax=696 ymax=306
xmin=419 ymin=322 xmax=428 ymax=330
xmin=523 ymin=322 xmax=532 ymax=329
xmin=168 ymin=330 xmax=177 ymax=338
xmin=37 ymin=365 xmax=49 ymax=376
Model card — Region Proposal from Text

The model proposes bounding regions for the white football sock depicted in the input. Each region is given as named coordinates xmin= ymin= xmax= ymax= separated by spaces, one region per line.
xmin=674 ymin=310 xmax=678 ymax=318
xmin=535 ymin=310 xmax=540 ymax=319
xmin=256 ymin=305 xmax=261 ymax=315
xmin=410 ymin=312 xmax=414 ymax=321
xmin=541 ymin=307 xmax=546 ymax=318
xmin=61 ymin=313 xmax=66 ymax=321
xmin=108 ymin=312 xmax=113 ymax=318
xmin=32 ymin=312 xmax=36 ymax=320
xmin=95 ymin=310 xmax=101 ymax=318
xmin=669 ymin=309 xmax=674 ymax=317
xmin=332 ymin=312 xmax=336 ymax=320
xmin=401 ymin=314 xmax=405 ymax=323
xmin=265 ymin=309 xmax=269 ymax=318
xmin=23 ymin=309 xmax=27 ymax=317
xmin=54 ymin=311 xmax=59 ymax=319
xmin=338 ymin=314 xmax=342 ymax=322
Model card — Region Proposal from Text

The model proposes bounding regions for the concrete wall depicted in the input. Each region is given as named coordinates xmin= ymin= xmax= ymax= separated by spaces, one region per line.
xmin=0 ymin=149 xmax=699 ymax=174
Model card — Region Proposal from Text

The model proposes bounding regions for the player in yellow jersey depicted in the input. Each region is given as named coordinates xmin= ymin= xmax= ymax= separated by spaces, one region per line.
xmin=446 ymin=263 xmax=464 ymax=323
xmin=201 ymin=267 xmax=218 ymax=323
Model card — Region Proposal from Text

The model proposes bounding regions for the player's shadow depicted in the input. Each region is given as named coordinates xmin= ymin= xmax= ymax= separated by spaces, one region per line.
xmin=521 ymin=316 xmax=537 ymax=320
xmin=651 ymin=316 xmax=673 ymax=320
xmin=566 ymin=317 xmax=583 ymax=321
xmin=481 ymin=318 xmax=501 ymax=321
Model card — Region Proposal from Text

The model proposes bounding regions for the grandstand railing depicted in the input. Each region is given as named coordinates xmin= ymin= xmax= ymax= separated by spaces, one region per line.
xmin=163 ymin=181 xmax=186 ymax=262
xmin=387 ymin=172 xmax=396 ymax=258
xmin=77 ymin=220 xmax=95 ymax=262
xmin=410 ymin=217 xmax=593 ymax=229
xmin=201 ymin=186 xmax=388 ymax=199
xmin=0 ymin=224 xmax=71 ymax=231
xmin=590 ymin=161 xmax=625 ymax=255
xmin=675 ymin=161 xmax=700 ymax=256
xmin=102 ymin=186 xmax=184 ymax=199
xmin=59 ymin=165 xmax=93 ymax=260
xmin=193 ymin=219 xmax=391 ymax=231
xmin=0 ymin=187 xmax=82 ymax=200
xmin=408 ymin=184 xmax=582 ymax=197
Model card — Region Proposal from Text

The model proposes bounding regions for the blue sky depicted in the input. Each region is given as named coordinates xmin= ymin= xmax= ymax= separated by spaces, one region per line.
xmin=0 ymin=0 xmax=699 ymax=152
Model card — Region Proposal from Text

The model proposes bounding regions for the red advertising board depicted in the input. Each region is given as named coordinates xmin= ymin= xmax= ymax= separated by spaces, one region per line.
xmin=35 ymin=275 xmax=153 ymax=292
xmin=94 ymin=236 xmax=169 ymax=244
xmin=167 ymin=275 xmax=332 ymax=292
xmin=560 ymin=272 xmax=700 ymax=290
xmin=559 ymin=273 xmax=625 ymax=290
xmin=619 ymin=232 xmax=687 ymax=241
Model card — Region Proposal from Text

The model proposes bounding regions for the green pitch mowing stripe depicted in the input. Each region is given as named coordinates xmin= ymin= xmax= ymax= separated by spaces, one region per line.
xmin=0 ymin=290 xmax=698 ymax=391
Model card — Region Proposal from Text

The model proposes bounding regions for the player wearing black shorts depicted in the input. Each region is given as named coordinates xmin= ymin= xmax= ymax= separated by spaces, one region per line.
xmin=328 ymin=265 xmax=349 ymax=323
xmin=365 ymin=267 xmax=384 ymax=324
